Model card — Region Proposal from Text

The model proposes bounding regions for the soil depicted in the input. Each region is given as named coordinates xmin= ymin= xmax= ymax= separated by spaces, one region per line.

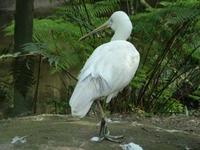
xmin=0 ymin=114 xmax=199 ymax=150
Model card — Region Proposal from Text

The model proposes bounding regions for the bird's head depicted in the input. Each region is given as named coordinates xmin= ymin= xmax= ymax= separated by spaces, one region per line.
xmin=109 ymin=11 xmax=132 ymax=33
xmin=79 ymin=11 xmax=132 ymax=41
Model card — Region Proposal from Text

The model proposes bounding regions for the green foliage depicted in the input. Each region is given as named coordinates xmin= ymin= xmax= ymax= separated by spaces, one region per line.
xmin=5 ymin=18 xmax=83 ymax=72
xmin=93 ymin=0 xmax=119 ymax=17
xmin=164 ymin=99 xmax=184 ymax=113
xmin=188 ymin=85 xmax=200 ymax=107
xmin=2 ymin=0 xmax=199 ymax=115
xmin=108 ymin=0 xmax=200 ymax=113
xmin=131 ymin=67 xmax=147 ymax=89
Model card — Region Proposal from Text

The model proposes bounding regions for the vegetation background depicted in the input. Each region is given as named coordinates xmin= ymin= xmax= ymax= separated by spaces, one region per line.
xmin=0 ymin=0 xmax=199 ymax=118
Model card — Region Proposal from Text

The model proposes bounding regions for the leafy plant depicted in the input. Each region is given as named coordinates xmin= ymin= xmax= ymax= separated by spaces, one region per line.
xmin=2 ymin=0 xmax=200 ymax=115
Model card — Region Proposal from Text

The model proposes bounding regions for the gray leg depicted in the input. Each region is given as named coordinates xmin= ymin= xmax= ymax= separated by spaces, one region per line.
xmin=96 ymin=101 xmax=124 ymax=143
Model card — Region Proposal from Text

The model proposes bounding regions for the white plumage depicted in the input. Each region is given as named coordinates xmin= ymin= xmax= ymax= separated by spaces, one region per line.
xmin=69 ymin=11 xmax=140 ymax=118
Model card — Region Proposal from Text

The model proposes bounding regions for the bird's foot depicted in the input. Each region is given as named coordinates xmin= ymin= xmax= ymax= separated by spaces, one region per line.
xmin=98 ymin=132 xmax=124 ymax=143
xmin=94 ymin=118 xmax=124 ymax=143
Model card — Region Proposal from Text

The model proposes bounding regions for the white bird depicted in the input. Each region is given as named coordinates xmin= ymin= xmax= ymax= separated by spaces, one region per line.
xmin=69 ymin=11 xmax=140 ymax=142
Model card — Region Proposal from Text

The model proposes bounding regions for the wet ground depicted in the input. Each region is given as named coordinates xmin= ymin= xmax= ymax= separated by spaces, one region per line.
xmin=0 ymin=114 xmax=199 ymax=150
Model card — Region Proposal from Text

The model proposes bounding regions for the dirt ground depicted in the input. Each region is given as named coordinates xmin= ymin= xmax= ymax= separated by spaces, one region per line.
xmin=0 ymin=114 xmax=199 ymax=150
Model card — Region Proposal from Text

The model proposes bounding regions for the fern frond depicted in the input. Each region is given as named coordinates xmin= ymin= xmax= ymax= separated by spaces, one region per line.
xmin=93 ymin=0 xmax=119 ymax=17
xmin=166 ymin=7 xmax=200 ymax=25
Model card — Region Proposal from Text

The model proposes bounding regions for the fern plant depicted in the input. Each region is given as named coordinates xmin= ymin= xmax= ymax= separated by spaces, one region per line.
xmin=2 ymin=0 xmax=200 ymax=115
xmin=54 ymin=0 xmax=200 ymax=113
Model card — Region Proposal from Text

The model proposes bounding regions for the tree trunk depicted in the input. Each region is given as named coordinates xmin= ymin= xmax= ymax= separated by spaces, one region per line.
xmin=13 ymin=0 xmax=34 ymax=116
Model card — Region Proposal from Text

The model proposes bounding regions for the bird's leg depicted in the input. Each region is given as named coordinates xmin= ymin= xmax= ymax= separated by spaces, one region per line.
xmin=96 ymin=101 xmax=124 ymax=143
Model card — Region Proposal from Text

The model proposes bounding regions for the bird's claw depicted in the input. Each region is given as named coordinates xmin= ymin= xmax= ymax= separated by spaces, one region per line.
xmin=94 ymin=117 xmax=124 ymax=143
xmin=96 ymin=134 xmax=124 ymax=143
xmin=98 ymin=126 xmax=124 ymax=143
xmin=104 ymin=134 xmax=124 ymax=143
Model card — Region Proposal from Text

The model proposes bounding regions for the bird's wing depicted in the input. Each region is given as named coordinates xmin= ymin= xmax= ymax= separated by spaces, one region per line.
xmin=79 ymin=41 xmax=139 ymax=92
xmin=69 ymin=75 xmax=102 ymax=118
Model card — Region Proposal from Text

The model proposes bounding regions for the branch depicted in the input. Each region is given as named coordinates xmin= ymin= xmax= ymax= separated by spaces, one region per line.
xmin=0 ymin=52 xmax=39 ymax=60
xmin=140 ymin=0 xmax=152 ymax=10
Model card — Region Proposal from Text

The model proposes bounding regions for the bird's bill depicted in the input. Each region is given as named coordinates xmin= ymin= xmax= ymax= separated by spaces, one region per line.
xmin=79 ymin=21 xmax=109 ymax=41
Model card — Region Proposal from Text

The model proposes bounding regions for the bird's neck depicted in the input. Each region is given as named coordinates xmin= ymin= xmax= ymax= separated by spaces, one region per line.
xmin=111 ymin=28 xmax=131 ymax=41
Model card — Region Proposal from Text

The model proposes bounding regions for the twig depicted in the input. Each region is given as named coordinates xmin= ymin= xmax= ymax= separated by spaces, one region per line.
xmin=32 ymin=55 xmax=42 ymax=114
xmin=0 ymin=52 xmax=39 ymax=60
xmin=140 ymin=0 xmax=152 ymax=10
xmin=63 ymin=69 xmax=78 ymax=81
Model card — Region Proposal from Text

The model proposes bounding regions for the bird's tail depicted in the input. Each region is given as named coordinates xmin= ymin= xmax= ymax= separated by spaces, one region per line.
xmin=69 ymin=78 xmax=98 ymax=118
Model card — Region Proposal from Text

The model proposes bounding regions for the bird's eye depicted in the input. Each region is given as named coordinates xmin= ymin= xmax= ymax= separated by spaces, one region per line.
xmin=109 ymin=19 xmax=113 ymax=26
